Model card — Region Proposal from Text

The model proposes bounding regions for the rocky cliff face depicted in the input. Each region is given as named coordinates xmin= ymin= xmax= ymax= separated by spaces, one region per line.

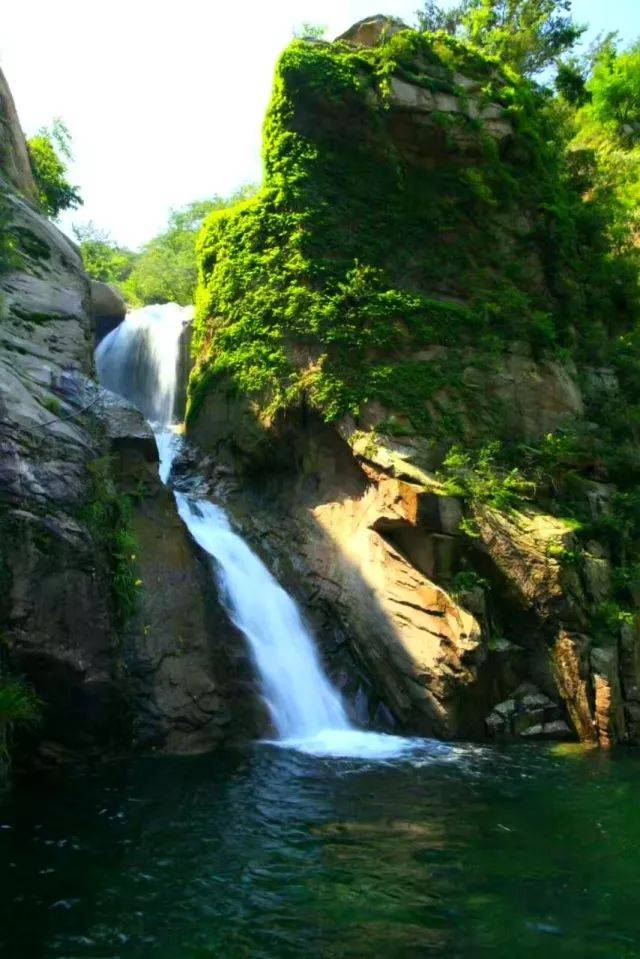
xmin=187 ymin=18 xmax=640 ymax=745
xmin=0 ymin=73 xmax=258 ymax=762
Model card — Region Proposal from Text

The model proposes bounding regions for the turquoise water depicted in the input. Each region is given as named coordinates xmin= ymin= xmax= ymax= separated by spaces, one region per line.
xmin=1 ymin=741 xmax=640 ymax=958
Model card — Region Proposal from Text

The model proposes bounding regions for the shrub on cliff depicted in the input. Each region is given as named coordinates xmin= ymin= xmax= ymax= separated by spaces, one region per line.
xmin=416 ymin=0 xmax=585 ymax=76
xmin=567 ymin=41 xmax=640 ymax=249
xmin=27 ymin=119 xmax=82 ymax=219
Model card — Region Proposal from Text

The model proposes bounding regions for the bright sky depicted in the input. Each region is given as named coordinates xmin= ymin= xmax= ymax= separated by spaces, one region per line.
xmin=2 ymin=0 xmax=639 ymax=249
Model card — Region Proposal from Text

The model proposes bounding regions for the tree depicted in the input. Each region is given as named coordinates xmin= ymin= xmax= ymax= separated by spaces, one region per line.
xmin=27 ymin=118 xmax=82 ymax=219
xmin=555 ymin=58 xmax=590 ymax=106
xmin=122 ymin=185 xmax=257 ymax=306
xmin=415 ymin=0 xmax=585 ymax=76
xmin=415 ymin=0 xmax=467 ymax=33
xmin=569 ymin=38 xmax=640 ymax=251
xmin=73 ymin=222 xmax=136 ymax=285
xmin=588 ymin=42 xmax=640 ymax=137
xmin=293 ymin=22 xmax=326 ymax=40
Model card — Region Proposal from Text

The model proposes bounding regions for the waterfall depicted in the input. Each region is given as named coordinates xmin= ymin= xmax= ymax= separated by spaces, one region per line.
xmin=173 ymin=495 xmax=348 ymax=738
xmin=96 ymin=303 xmax=193 ymax=425
xmin=96 ymin=305 xmax=417 ymax=759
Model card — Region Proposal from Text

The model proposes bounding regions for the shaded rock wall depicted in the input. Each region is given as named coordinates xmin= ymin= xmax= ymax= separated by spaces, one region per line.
xmin=114 ymin=438 xmax=263 ymax=753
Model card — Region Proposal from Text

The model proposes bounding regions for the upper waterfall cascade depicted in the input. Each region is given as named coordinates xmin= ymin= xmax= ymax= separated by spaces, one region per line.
xmin=96 ymin=305 xmax=419 ymax=759
xmin=96 ymin=303 xmax=193 ymax=425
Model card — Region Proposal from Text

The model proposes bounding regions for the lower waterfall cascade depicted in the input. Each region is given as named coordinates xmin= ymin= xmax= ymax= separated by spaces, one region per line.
xmin=96 ymin=304 xmax=424 ymax=759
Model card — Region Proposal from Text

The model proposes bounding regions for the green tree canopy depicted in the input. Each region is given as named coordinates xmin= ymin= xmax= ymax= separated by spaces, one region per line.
xmin=73 ymin=222 xmax=136 ymax=285
xmin=27 ymin=119 xmax=82 ymax=219
xmin=121 ymin=185 xmax=257 ymax=306
xmin=416 ymin=0 xmax=585 ymax=76
xmin=588 ymin=41 xmax=640 ymax=137
xmin=569 ymin=38 xmax=640 ymax=250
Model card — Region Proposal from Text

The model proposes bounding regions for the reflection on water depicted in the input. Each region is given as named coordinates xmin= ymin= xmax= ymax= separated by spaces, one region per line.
xmin=1 ymin=743 xmax=640 ymax=958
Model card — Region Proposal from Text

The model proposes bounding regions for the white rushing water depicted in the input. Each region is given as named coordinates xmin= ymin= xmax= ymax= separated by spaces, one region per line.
xmin=96 ymin=305 xmax=422 ymax=760
xmin=173 ymin=494 xmax=349 ymax=739
xmin=96 ymin=303 xmax=193 ymax=425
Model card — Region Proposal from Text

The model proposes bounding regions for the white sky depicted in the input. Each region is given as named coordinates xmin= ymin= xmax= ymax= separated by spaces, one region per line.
xmin=2 ymin=0 xmax=639 ymax=249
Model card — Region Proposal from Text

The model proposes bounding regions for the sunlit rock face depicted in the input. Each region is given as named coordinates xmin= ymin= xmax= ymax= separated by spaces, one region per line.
xmin=0 ymin=66 xmax=38 ymax=201
xmin=335 ymin=14 xmax=406 ymax=47
xmin=0 ymin=101 xmax=120 ymax=749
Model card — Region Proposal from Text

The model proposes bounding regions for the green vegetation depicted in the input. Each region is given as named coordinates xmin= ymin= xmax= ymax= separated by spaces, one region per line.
xmin=293 ymin=23 xmax=326 ymax=40
xmin=76 ymin=189 xmax=255 ymax=307
xmin=42 ymin=396 xmax=61 ymax=416
xmin=0 ymin=185 xmax=23 ymax=280
xmin=450 ymin=569 xmax=490 ymax=600
xmin=80 ymin=457 xmax=140 ymax=632
xmin=566 ymin=40 xmax=640 ymax=249
xmin=72 ymin=222 xmax=136 ymax=286
xmin=415 ymin=0 xmax=585 ymax=76
xmin=0 ymin=677 xmax=40 ymax=769
xmin=187 ymin=14 xmax=640 ymax=657
xmin=438 ymin=442 xmax=535 ymax=511
xmin=189 ymin=25 xmax=636 ymax=433
xmin=27 ymin=119 xmax=82 ymax=219
xmin=122 ymin=195 xmax=253 ymax=306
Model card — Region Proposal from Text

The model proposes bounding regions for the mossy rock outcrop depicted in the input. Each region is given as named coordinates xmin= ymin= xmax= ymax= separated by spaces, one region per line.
xmin=187 ymin=21 xmax=640 ymax=746
xmin=188 ymin=22 xmax=634 ymax=448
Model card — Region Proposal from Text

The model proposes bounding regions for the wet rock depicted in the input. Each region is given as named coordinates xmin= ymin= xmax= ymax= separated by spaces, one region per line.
xmin=494 ymin=699 xmax=516 ymax=719
xmin=91 ymin=386 xmax=157 ymax=460
xmin=582 ymin=546 xmax=612 ymax=603
xmin=485 ymin=712 xmax=507 ymax=736
xmin=90 ymin=280 xmax=126 ymax=344
xmin=591 ymin=646 xmax=626 ymax=748
xmin=512 ymin=709 xmax=545 ymax=735
xmin=520 ymin=720 xmax=572 ymax=740
xmin=116 ymin=448 xmax=263 ymax=753
xmin=485 ymin=684 xmax=567 ymax=740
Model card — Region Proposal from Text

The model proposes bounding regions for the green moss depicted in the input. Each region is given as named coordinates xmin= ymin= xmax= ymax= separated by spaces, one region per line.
xmin=0 ymin=676 xmax=41 ymax=771
xmin=592 ymin=600 xmax=636 ymax=647
xmin=189 ymin=26 xmax=636 ymax=439
xmin=80 ymin=457 xmax=140 ymax=633
xmin=42 ymin=396 xmax=61 ymax=416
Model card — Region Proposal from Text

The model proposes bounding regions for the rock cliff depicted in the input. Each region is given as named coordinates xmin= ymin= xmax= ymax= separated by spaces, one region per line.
xmin=187 ymin=18 xmax=640 ymax=745
xmin=0 ymin=71 xmax=257 ymax=762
